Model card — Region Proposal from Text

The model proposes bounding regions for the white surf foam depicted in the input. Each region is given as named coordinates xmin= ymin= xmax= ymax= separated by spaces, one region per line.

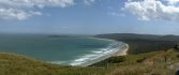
xmin=70 ymin=41 xmax=128 ymax=66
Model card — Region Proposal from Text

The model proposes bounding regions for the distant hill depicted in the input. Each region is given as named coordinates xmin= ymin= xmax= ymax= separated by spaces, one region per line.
xmin=96 ymin=33 xmax=179 ymax=41
xmin=95 ymin=33 xmax=179 ymax=54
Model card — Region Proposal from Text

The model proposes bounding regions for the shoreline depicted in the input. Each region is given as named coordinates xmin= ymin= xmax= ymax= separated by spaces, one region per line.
xmin=73 ymin=37 xmax=129 ymax=67
xmin=113 ymin=44 xmax=129 ymax=56
xmin=48 ymin=37 xmax=129 ymax=67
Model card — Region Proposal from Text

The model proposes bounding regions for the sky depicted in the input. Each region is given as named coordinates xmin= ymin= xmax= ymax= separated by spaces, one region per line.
xmin=0 ymin=0 xmax=179 ymax=35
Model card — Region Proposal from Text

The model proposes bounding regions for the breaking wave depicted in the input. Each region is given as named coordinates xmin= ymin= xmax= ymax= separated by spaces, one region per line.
xmin=69 ymin=39 xmax=128 ymax=67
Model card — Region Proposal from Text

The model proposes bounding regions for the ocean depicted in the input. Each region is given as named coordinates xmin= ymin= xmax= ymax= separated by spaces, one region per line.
xmin=0 ymin=34 xmax=127 ymax=66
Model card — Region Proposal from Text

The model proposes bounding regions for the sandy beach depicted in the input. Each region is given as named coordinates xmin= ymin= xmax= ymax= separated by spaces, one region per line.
xmin=78 ymin=42 xmax=129 ymax=67
xmin=113 ymin=44 xmax=129 ymax=56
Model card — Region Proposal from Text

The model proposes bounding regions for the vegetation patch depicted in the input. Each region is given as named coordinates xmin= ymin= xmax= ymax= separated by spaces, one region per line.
xmin=0 ymin=48 xmax=179 ymax=75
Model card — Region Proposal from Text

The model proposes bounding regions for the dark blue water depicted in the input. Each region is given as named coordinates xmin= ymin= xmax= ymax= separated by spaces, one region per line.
xmin=0 ymin=34 xmax=123 ymax=65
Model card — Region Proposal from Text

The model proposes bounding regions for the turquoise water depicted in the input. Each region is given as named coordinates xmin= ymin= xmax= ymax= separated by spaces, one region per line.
xmin=0 ymin=34 xmax=124 ymax=66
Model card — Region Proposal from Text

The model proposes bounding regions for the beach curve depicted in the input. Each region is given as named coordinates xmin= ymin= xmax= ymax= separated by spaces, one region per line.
xmin=70 ymin=37 xmax=129 ymax=67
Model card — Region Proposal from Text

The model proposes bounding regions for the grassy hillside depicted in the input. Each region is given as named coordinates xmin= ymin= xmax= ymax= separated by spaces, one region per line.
xmin=0 ymin=53 xmax=106 ymax=75
xmin=1 ymin=49 xmax=179 ymax=75
xmin=95 ymin=33 xmax=179 ymax=54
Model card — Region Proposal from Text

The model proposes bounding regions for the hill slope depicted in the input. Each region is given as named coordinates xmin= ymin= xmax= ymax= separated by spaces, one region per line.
xmin=0 ymin=53 xmax=106 ymax=75
xmin=95 ymin=33 xmax=179 ymax=54
xmin=0 ymin=49 xmax=179 ymax=75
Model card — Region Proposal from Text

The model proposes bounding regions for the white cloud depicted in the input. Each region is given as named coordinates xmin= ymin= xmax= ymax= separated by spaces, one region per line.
xmin=0 ymin=8 xmax=42 ymax=20
xmin=123 ymin=0 xmax=179 ymax=21
xmin=166 ymin=0 xmax=179 ymax=5
xmin=0 ymin=0 xmax=74 ymax=20
xmin=84 ymin=0 xmax=95 ymax=5
xmin=0 ymin=0 xmax=74 ymax=8
xmin=0 ymin=0 xmax=98 ymax=20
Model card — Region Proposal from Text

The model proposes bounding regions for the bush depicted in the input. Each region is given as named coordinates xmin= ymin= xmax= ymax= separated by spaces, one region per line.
xmin=107 ymin=56 xmax=126 ymax=63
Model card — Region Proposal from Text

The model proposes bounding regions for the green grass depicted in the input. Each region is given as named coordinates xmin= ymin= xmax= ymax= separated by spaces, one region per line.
xmin=92 ymin=49 xmax=179 ymax=75
xmin=0 ymin=53 xmax=106 ymax=75
xmin=0 ymin=49 xmax=179 ymax=75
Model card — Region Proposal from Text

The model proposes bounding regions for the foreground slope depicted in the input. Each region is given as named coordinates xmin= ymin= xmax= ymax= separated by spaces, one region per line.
xmin=0 ymin=48 xmax=179 ymax=75
xmin=92 ymin=49 xmax=179 ymax=75
xmin=0 ymin=53 xmax=106 ymax=75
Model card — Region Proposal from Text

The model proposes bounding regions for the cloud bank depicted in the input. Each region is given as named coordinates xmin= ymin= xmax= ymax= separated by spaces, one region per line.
xmin=0 ymin=0 xmax=74 ymax=20
xmin=123 ymin=0 xmax=179 ymax=21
